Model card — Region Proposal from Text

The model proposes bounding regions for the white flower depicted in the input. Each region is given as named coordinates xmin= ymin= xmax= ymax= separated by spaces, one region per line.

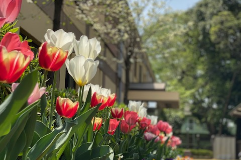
xmin=74 ymin=35 xmax=101 ymax=59
xmin=128 ymin=101 xmax=147 ymax=118
xmin=44 ymin=29 xmax=75 ymax=56
xmin=147 ymin=115 xmax=158 ymax=125
xmin=81 ymin=83 xmax=111 ymax=102
xmin=65 ymin=56 xmax=99 ymax=86
xmin=128 ymin=101 xmax=143 ymax=112
xmin=167 ymin=132 xmax=173 ymax=138
xmin=138 ymin=107 xmax=147 ymax=118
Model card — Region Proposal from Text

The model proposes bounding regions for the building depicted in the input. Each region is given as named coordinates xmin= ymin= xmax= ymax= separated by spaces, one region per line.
xmin=17 ymin=0 xmax=179 ymax=110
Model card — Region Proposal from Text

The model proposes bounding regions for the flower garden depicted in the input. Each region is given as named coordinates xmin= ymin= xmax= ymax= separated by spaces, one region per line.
xmin=0 ymin=0 xmax=183 ymax=159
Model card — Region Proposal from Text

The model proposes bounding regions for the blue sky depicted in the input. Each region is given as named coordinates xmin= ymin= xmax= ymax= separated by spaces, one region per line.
xmin=166 ymin=0 xmax=201 ymax=11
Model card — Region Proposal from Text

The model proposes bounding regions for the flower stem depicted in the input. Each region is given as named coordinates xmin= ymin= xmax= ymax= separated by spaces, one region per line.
xmin=78 ymin=86 xmax=84 ymax=114
xmin=42 ymin=70 xmax=48 ymax=87
xmin=49 ymin=71 xmax=57 ymax=129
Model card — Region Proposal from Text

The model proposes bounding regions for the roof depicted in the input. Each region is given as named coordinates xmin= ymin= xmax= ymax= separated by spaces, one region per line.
xmin=128 ymin=83 xmax=179 ymax=108
xmin=230 ymin=103 xmax=241 ymax=118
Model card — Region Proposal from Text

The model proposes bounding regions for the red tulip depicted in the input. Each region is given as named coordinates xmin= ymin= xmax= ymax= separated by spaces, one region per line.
xmin=108 ymin=119 xmax=120 ymax=135
xmin=56 ymin=96 xmax=79 ymax=118
xmin=0 ymin=32 xmax=34 ymax=83
xmin=0 ymin=0 xmax=22 ymax=28
xmin=124 ymin=111 xmax=138 ymax=125
xmin=157 ymin=121 xmax=172 ymax=134
xmin=111 ymin=108 xmax=124 ymax=119
xmin=138 ymin=117 xmax=151 ymax=130
xmin=38 ymin=42 xmax=68 ymax=71
xmin=92 ymin=117 xmax=102 ymax=131
xmin=91 ymin=92 xmax=109 ymax=110
xmin=108 ymin=93 xmax=116 ymax=107
xmin=120 ymin=120 xmax=135 ymax=134
xmin=147 ymin=124 xmax=160 ymax=136
xmin=12 ymin=83 xmax=45 ymax=105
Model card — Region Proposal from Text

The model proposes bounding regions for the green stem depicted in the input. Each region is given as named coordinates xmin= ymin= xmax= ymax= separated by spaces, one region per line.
xmin=22 ymin=150 xmax=27 ymax=160
xmin=77 ymin=86 xmax=84 ymax=115
xmin=49 ymin=72 xmax=57 ymax=129
xmin=42 ymin=70 xmax=48 ymax=87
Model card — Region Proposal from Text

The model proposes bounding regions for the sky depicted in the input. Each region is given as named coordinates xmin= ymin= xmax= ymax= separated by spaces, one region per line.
xmin=165 ymin=0 xmax=201 ymax=11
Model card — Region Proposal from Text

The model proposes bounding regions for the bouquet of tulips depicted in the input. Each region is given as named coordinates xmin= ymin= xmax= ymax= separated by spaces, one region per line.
xmin=0 ymin=0 xmax=181 ymax=159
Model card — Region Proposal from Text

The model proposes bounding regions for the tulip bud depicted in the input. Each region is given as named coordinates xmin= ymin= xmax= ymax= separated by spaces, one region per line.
xmin=111 ymin=108 xmax=124 ymax=119
xmin=92 ymin=117 xmax=102 ymax=131
xmin=56 ymin=96 xmax=79 ymax=118
xmin=108 ymin=119 xmax=120 ymax=135
xmin=39 ymin=42 xmax=68 ymax=71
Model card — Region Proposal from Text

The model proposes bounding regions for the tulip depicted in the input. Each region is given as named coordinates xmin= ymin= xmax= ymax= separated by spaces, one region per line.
xmin=124 ymin=111 xmax=138 ymax=125
xmin=147 ymin=115 xmax=158 ymax=125
xmin=128 ymin=101 xmax=147 ymax=118
xmin=138 ymin=117 xmax=151 ymax=130
xmin=65 ymin=55 xmax=99 ymax=86
xmin=74 ymin=35 xmax=101 ymax=59
xmin=120 ymin=120 xmax=135 ymax=134
xmin=12 ymin=83 xmax=45 ymax=105
xmin=111 ymin=108 xmax=124 ymax=119
xmin=38 ymin=42 xmax=68 ymax=71
xmin=144 ymin=132 xmax=160 ymax=142
xmin=44 ymin=29 xmax=75 ymax=56
xmin=91 ymin=92 xmax=109 ymax=110
xmin=170 ymin=136 xmax=182 ymax=148
xmin=0 ymin=0 xmax=22 ymax=28
xmin=157 ymin=121 xmax=173 ymax=134
xmin=108 ymin=93 xmax=116 ymax=107
xmin=108 ymin=119 xmax=120 ymax=135
xmin=56 ymin=96 xmax=79 ymax=118
xmin=92 ymin=117 xmax=102 ymax=131
xmin=0 ymin=32 xmax=34 ymax=83
xmin=147 ymin=124 xmax=160 ymax=136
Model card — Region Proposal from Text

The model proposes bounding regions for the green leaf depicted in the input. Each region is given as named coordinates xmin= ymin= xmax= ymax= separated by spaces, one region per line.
xmin=8 ymin=27 xmax=19 ymax=33
xmin=0 ymin=71 xmax=38 ymax=137
xmin=40 ymin=94 xmax=47 ymax=121
xmin=35 ymin=120 xmax=51 ymax=137
xmin=0 ymin=100 xmax=39 ymax=153
xmin=27 ymin=127 xmax=65 ymax=160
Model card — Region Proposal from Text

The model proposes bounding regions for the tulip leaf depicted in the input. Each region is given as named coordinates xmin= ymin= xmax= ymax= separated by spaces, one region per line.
xmin=27 ymin=128 xmax=65 ymax=160
xmin=40 ymin=94 xmax=47 ymax=121
xmin=5 ymin=130 xmax=26 ymax=160
xmin=76 ymin=143 xmax=114 ymax=160
xmin=35 ymin=120 xmax=51 ymax=137
xmin=0 ymin=100 xmax=39 ymax=153
xmin=0 ymin=70 xmax=38 ymax=137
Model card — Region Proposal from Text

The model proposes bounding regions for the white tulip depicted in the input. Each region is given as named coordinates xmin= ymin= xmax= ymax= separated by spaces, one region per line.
xmin=44 ymin=29 xmax=75 ymax=56
xmin=128 ymin=101 xmax=142 ymax=112
xmin=138 ymin=107 xmax=147 ymax=118
xmin=65 ymin=56 xmax=99 ymax=86
xmin=74 ymin=35 xmax=101 ymax=60
xmin=147 ymin=115 xmax=158 ymax=125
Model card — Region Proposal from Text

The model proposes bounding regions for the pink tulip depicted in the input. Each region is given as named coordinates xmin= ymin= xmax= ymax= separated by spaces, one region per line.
xmin=12 ymin=83 xmax=46 ymax=105
xmin=124 ymin=111 xmax=138 ymax=125
xmin=0 ymin=0 xmax=23 ymax=28
xmin=147 ymin=124 xmax=160 ymax=136
xmin=157 ymin=120 xmax=173 ymax=134
xmin=144 ymin=132 xmax=160 ymax=142
xmin=108 ymin=119 xmax=120 ymax=135
xmin=120 ymin=120 xmax=135 ymax=134
xmin=138 ymin=117 xmax=151 ymax=130
xmin=170 ymin=136 xmax=182 ymax=148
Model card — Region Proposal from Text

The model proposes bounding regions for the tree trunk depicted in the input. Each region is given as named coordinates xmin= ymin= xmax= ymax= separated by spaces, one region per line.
xmin=46 ymin=0 xmax=64 ymax=86
xmin=124 ymin=57 xmax=131 ymax=104
xmin=218 ymin=71 xmax=237 ymax=135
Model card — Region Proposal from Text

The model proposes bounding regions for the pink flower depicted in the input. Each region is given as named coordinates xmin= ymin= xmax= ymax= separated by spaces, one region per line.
xmin=170 ymin=136 xmax=182 ymax=148
xmin=138 ymin=117 xmax=151 ymax=130
xmin=108 ymin=119 xmax=120 ymax=135
xmin=147 ymin=124 xmax=160 ymax=136
xmin=124 ymin=111 xmax=138 ymax=125
xmin=12 ymin=83 xmax=46 ymax=105
xmin=0 ymin=0 xmax=22 ymax=28
xmin=157 ymin=120 xmax=173 ymax=134
xmin=56 ymin=96 xmax=79 ymax=118
xmin=144 ymin=132 xmax=160 ymax=142
xmin=120 ymin=120 xmax=135 ymax=134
